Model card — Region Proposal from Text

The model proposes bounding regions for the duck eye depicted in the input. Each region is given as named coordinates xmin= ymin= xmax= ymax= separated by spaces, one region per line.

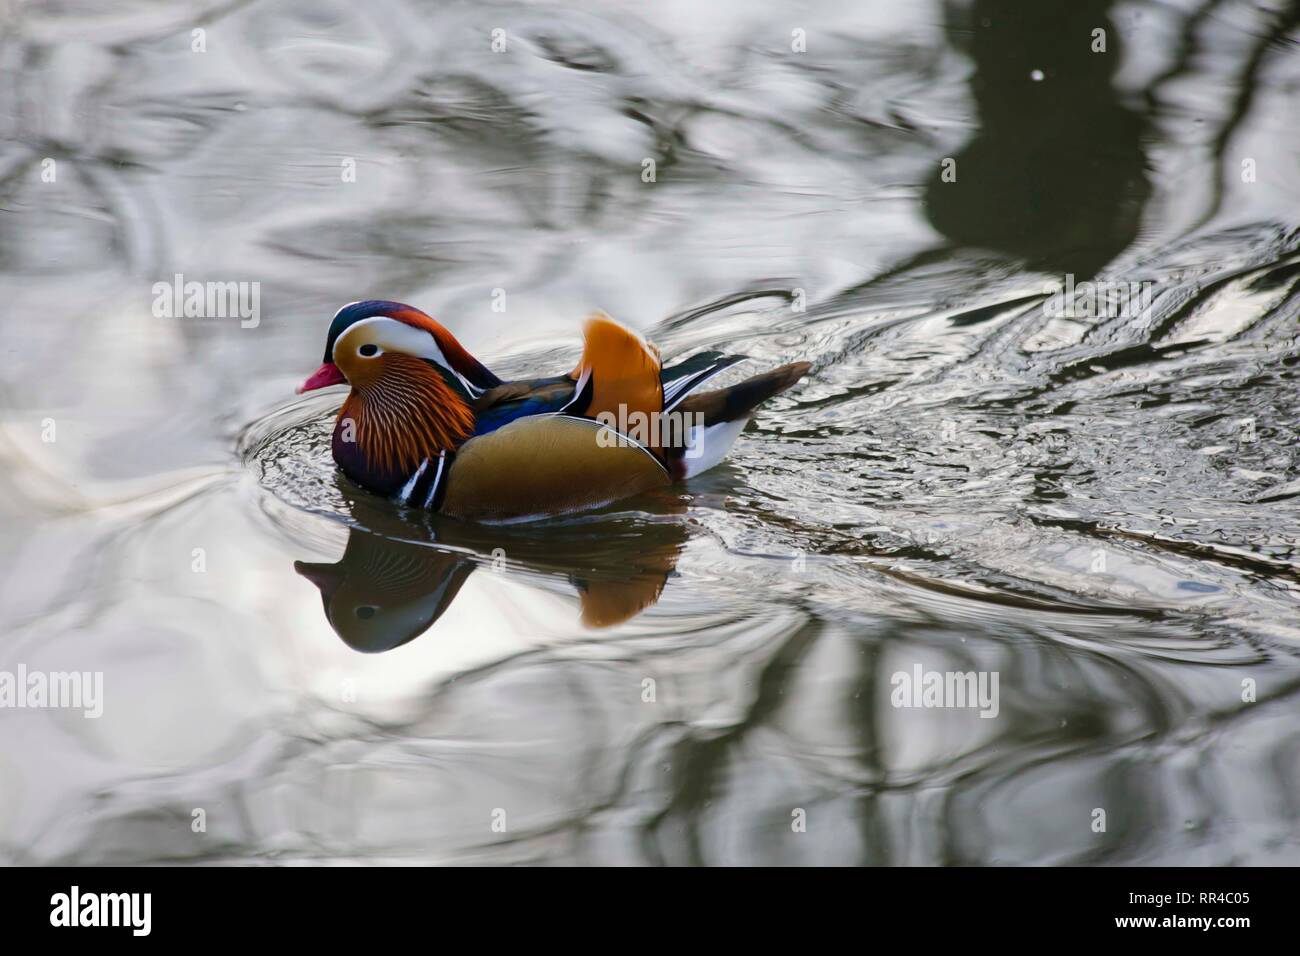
xmin=355 ymin=605 xmax=378 ymax=619
xmin=359 ymin=344 xmax=379 ymax=357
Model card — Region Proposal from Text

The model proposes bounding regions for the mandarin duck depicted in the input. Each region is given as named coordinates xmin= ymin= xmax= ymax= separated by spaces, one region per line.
xmin=297 ymin=300 xmax=810 ymax=521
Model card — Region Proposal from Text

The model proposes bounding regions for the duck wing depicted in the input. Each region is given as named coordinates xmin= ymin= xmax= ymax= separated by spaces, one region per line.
xmin=469 ymin=319 xmax=746 ymax=437
xmin=441 ymin=415 xmax=671 ymax=522
xmin=471 ymin=376 xmax=576 ymax=435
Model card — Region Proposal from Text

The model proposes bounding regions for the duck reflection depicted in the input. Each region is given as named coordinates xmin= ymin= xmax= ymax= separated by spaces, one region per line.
xmin=295 ymin=534 xmax=474 ymax=653
xmin=295 ymin=482 xmax=688 ymax=652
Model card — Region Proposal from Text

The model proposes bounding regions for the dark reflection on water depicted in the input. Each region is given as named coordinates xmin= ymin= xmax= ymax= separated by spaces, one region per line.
xmin=2 ymin=0 xmax=1299 ymax=865
xmin=295 ymin=481 xmax=687 ymax=651
xmin=925 ymin=0 xmax=1149 ymax=276
xmin=296 ymin=532 xmax=478 ymax=653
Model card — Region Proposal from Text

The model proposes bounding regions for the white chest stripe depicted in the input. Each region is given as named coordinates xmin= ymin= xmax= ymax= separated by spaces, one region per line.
xmin=558 ymin=368 xmax=593 ymax=413
xmin=398 ymin=457 xmax=430 ymax=504
xmin=423 ymin=450 xmax=448 ymax=508
xmin=457 ymin=373 xmax=484 ymax=398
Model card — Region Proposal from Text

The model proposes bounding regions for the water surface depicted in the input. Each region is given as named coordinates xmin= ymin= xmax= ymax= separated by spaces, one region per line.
xmin=2 ymin=0 xmax=1298 ymax=864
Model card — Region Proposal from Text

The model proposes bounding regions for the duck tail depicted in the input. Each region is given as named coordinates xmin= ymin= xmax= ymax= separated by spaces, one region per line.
xmin=666 ymin=361 xmax=811 ymax=479
xmin=675 ymin=362 xmax=811 ymax=425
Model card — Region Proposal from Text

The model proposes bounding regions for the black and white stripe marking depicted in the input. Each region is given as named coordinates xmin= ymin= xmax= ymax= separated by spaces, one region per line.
xmin=663 ymin=356 xmax=745 ymax=411
xmin=397 ymin=450 xmax=453 ymax=511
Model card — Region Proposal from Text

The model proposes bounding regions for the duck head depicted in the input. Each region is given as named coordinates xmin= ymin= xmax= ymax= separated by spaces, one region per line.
xmin=297 ymin=301 xmax=501 ymax=497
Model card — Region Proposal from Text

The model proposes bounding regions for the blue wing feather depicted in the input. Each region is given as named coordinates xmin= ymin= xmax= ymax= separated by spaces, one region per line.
xmin=470 ymin=353 xmax=748 ymax=435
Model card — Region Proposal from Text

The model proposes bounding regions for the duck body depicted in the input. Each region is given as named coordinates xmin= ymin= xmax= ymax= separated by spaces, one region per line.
xmin=440 ymin=415 xmax=671 ymax=521
xmin=298 ymin=300 xmax=810 ymax=521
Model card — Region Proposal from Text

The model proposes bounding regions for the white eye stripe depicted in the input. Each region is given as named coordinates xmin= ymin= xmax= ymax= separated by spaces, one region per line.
xmin=333 ymin=316 xmax=447 ymax=367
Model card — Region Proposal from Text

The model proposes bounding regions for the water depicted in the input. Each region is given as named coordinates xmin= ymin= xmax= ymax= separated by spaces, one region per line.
xmin=2 ymin=0 xmax=1298 ymax=865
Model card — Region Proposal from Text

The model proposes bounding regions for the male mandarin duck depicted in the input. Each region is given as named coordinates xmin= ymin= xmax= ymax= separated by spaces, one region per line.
xmin=297 ymin=300 xmax=810 ymax=521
